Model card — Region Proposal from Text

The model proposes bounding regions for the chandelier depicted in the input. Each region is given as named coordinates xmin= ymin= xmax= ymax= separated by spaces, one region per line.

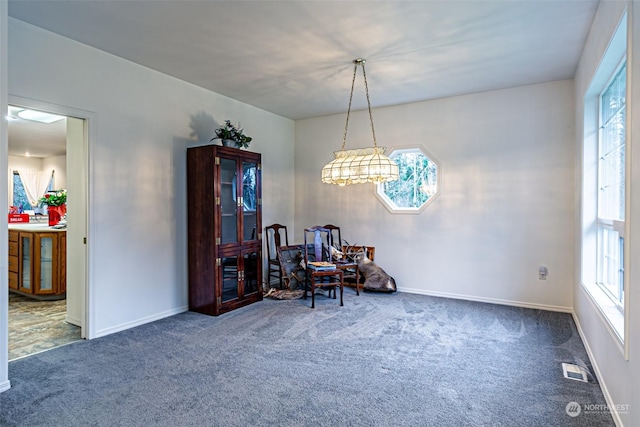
xmin=321 ymin=59 xmax=399 ymax=186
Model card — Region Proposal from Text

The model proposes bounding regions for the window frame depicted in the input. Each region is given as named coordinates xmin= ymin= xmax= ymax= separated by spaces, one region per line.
xmin=596 ymin=61 xmax=626 ymax=310
xmin=580 ymin=11 xmax=628 ymax=356
xmin=374 ymin=145 xmax=441 ymax=214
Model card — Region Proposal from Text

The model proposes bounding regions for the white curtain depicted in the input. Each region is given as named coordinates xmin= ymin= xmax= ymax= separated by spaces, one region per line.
xmin=17 ymin=169 xmax=53 ymax=208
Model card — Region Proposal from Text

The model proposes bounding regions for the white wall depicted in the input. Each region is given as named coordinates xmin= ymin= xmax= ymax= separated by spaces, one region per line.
xmin=295 ymin=80 xmax=575 ymax=311
xmin=0 ymin=0 xmax=10 ymax=394
xmin=42 ymin=154 xmax=66 ymax=190
xmin=8 ymin=154 xmax=41 ymax=171
xmin=7 ymin=18 xmax=295 ymax=340
xmin=574 ymin=1 xmax=637 ymax=426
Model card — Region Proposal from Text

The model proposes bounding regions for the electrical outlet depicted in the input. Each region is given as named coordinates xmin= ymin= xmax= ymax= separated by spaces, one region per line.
xmin=539 ymin=266 xmax=548 ymax=280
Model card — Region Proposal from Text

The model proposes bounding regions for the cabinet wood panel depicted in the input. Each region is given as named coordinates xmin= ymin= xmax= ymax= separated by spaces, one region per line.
xmin=8 ymin=255 xmax=18 ymax=273
xmin=8 ymin=272 xmax=18 ymax=290
xmin=8 ymin=230 xmax=19 ymax=289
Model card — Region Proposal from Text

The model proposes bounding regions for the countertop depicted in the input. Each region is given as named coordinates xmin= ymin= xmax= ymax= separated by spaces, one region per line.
xmin=8 ymin=223 xmax=67 ymax=232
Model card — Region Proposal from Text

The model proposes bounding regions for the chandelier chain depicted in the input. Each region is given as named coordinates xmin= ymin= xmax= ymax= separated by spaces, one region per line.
xmin=361 ymin=62 xmax=378 ymax=148
xmin=341 ymin=61 xmax=358 ymax=151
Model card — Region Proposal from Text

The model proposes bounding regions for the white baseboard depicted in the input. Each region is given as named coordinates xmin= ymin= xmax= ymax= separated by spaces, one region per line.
xmin=94 ymin=305 xmax=188 ymax=339
xmin=397 ymin=287 xmax=573 ymax=313
xmin=571 ymin=310 xmax=624 ymax=427
xmin=0 ymin=379 xmax=10 ymax=393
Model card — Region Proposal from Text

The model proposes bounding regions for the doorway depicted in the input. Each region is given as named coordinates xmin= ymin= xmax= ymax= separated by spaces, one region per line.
xmin=7 ymin=102 xmax=88 ymax=359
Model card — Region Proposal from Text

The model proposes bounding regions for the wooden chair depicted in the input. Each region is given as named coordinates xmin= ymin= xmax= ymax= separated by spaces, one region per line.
xmin=265 ymin=224 xmax=289 ymax=288
xmin=323 ymin=224 xmax=342 ymax=253
xmin=322 ymin=225 xmax=360 ymax=295
xmin=303 ymin=226 xmax=344 ymax=308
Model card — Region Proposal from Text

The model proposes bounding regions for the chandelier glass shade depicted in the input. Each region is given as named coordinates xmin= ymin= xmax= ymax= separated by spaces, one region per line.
xmin=322 ymin=59 xmax=399 ymax=186
xmin=321 ymin=147 xmax=398 ymax=185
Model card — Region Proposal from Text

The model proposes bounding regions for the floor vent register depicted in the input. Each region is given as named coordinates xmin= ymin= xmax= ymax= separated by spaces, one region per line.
xmin=562 ymin=363 xmax=589 ymax=383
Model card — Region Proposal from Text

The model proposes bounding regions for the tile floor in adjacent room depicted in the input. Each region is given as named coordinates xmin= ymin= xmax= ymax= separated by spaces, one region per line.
xmin=8 ymin=292 xmax=81 ymax=361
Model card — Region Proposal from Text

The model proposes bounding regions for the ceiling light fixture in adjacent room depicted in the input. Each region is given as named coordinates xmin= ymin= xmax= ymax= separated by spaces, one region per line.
xmin=321 ymin=58 xmax=399 ymax=186
xmin=17 ymin=109 xmax=65 ymax=124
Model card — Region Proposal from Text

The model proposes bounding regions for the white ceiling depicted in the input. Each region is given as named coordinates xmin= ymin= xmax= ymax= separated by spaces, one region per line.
xmin=7 ymin=0 xmax=599 ymax=156
xmin=7 ymin=106 xmax=67 ymax=159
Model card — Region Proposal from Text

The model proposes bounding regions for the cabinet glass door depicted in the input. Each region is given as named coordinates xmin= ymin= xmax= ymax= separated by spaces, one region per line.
xmin=221 ymin=256 xmax=239 ymax=302
xmin=243 ymin=251 xmax=260 ymax=296
xmin=220 ymin=157 xmax=238 ymax=244
xmin=20 ymin=235 xmax=31 ymax=291
xmin=39 ymin=236 xmax=54 ymax=291
xmin=242 ymin=160 xmax=258 ymax=242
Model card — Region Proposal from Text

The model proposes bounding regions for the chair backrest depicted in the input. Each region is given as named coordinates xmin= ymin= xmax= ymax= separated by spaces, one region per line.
xmin=265 ymin=224 xmax=289 ymax=260
xmin=304 ymin=226 xmax=331 ymax=264
xmin=322 ymin=224 xmax=342 ymax=250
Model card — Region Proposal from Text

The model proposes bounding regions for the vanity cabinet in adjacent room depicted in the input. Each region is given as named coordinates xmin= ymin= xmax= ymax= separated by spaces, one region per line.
xmin=8 ymin=230 xmax=19 ymax=291
xmin=187 ymin=145 xmax=262 ymax=315
xmin=8 ymin=227 xmax=66 ymax=300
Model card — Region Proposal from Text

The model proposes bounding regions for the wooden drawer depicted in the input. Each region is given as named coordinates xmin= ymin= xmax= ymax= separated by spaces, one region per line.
xmin=9 ymin=230 xmax=18 ymax=242
xmin=8 ymin=271 xmax=18 ymax=290
xmin=8 ymin=255 xmax=18 ymax=273
xmin=8 ymin=240 xmax=18 ymax=256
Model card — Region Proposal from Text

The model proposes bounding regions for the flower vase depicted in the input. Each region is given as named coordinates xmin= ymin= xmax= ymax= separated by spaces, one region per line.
xmin=48 ymin=205 xmax=66 ymax=226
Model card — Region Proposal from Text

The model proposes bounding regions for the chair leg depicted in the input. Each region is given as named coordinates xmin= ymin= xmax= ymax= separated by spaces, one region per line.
xmin=307 ymin=276 xmax=343 ymax=308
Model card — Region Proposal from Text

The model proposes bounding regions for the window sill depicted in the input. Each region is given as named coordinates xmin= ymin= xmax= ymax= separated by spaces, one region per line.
xmin=581 ymin=282 xmax=625 ymax=351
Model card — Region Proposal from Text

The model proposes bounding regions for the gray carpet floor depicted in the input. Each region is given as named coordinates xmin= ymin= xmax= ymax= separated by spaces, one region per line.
xmin=0 ymin=291 xmax=614 ymax=426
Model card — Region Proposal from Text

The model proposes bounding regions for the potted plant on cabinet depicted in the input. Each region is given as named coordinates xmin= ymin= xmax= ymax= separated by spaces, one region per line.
xmin=211 ymin=120 xmax=252 ymax=149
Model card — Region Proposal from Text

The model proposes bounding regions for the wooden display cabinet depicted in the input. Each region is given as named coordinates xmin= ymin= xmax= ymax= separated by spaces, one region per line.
xmin=187 ymin=145 xmax=262 ymax=315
